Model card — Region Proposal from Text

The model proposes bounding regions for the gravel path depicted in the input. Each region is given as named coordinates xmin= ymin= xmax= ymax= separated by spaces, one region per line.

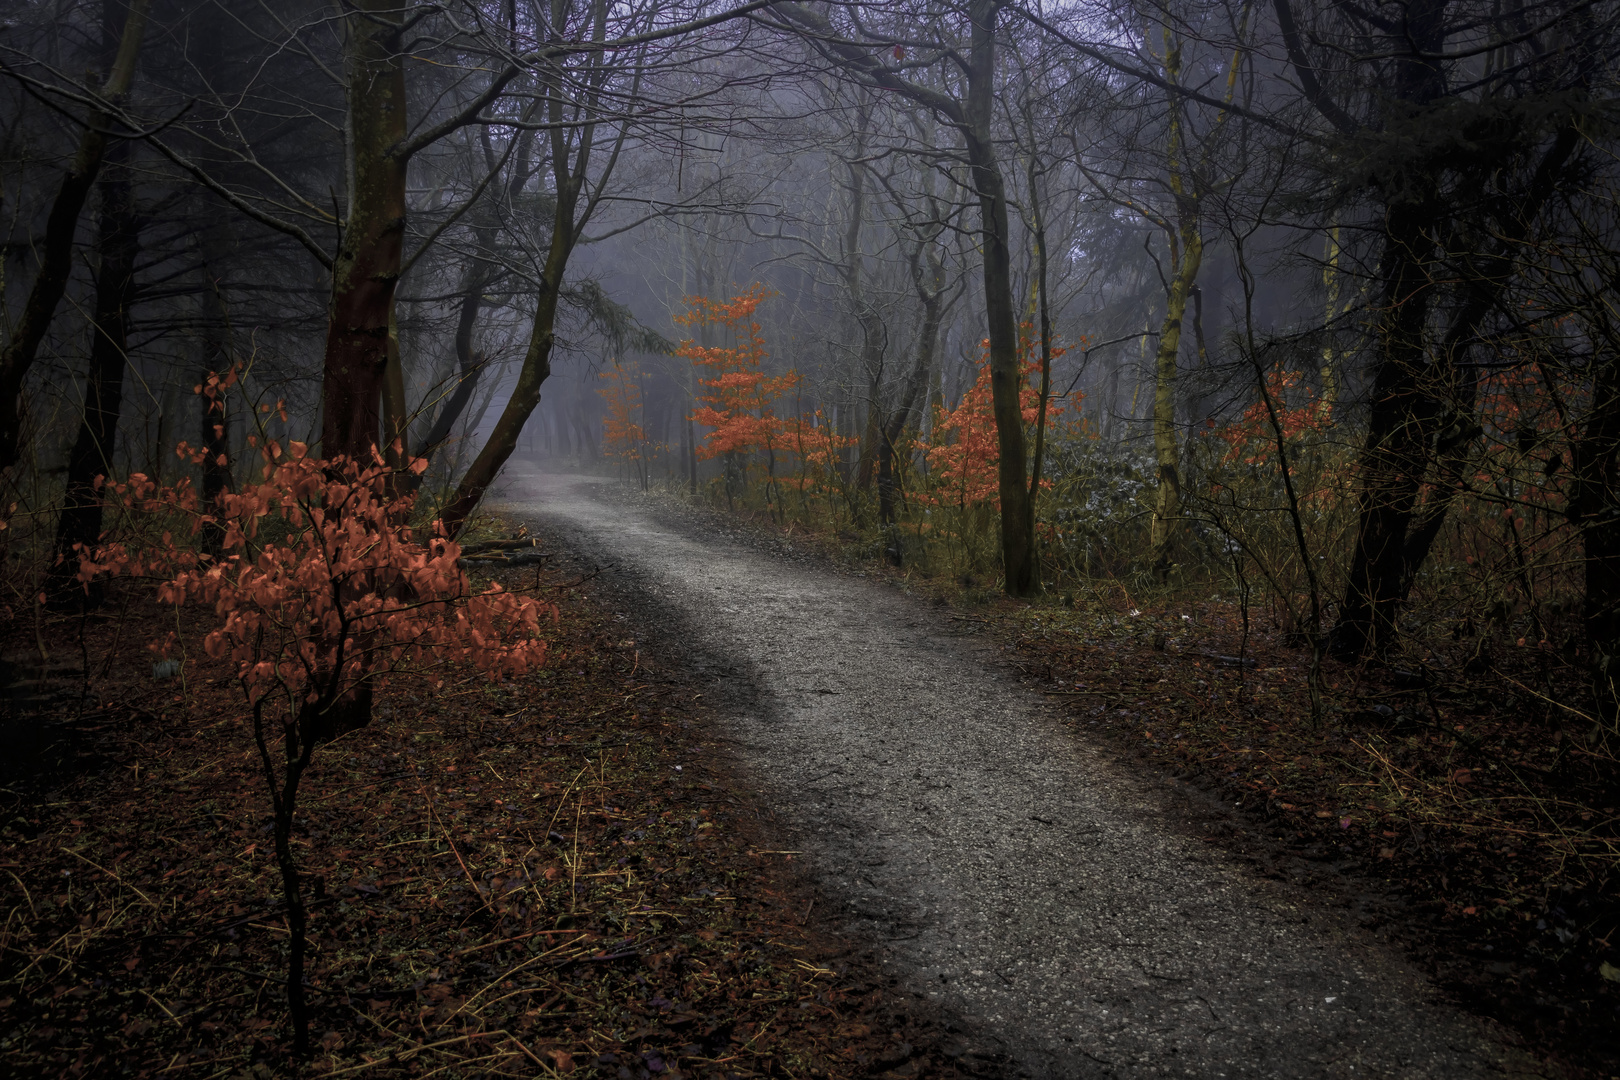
xmin=496 ymin=466 xmax=1542 ymax=1079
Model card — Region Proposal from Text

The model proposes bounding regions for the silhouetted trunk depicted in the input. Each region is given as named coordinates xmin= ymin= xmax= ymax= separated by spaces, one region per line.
xmin=413 ymin=261 xmax=488 ymax=468
xmin=573 ymin=400 xmax=599 ymax=460
xmin=251 ymin=692 xmax=323 ymax=1060
xmin=772 ymin=0 xmax=1034 ymax=592
xmin=1332 ymin=205 xmax=1441 ymax=658
xmin=439 ymin=169 xmax=580 ymax=536
xmin=0 ymin=0 xmax=151 ymax=475
xmin=1334 ymin=114 xmax=1584 ymax=657
xmin=1329 ymin=0 xmax=1447 ymax=658
xmin=48 ymin=138 xmax=139 ymax=603
xmin=964 ymin=0 xmax=1036 ymax=595
xmin=1399 ymin=124 xmax=1584 ymax=595
xmin=836 ymin=397 xmax=856 ymax=483
xmin=410 ymin=118 xmax=536 ymax=478
xmin=1148 ymin=222 xmax=1202 ymax=582
xmin=838 ymin=109 xmax=890 ymax=495
xmin=302 ymin=0 xmax=414 ymax=853
xmin=1026 ymin=147 xmax=1055 ymax=565
xmin=321 ymin=1 xmax=407 ymax=462
xmin=876 ymin=226 xmax=948 ymax=556
xmin=877 ymin=306 xmax=936 ymax=529
xmin=844 ymin=125 xmax=890 ymax=496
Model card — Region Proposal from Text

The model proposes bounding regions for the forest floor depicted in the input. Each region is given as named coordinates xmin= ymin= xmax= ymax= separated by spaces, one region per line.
xmin=5 ymin=463 xmax=1615 ymax=1079
xmin=0 ymin=534 xmax=994 ymax=1078
xmin=995 ymin=585 xmax=1620 ymax=1080
xmin=554 ymin=469 xmax=1619 ymax=1080
xmin=493 ymin=466 xmax=1593 ymax=1080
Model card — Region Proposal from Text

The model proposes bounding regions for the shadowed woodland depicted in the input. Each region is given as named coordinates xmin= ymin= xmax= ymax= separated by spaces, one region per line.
xmin=2 ymin=0 xmax=1620 ymax=1075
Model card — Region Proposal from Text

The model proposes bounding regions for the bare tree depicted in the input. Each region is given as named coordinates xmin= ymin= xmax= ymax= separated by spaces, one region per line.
xmin=0 ymin=0 xmax=151 ymax=475
xmin=771 ymin=0 xmax=1043 ymax=595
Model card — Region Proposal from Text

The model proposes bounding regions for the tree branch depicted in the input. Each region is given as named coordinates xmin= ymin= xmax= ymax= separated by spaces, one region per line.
xmin=1012 ymin=3 xmax=1312 ymax=138
xmin=396 ymin=0 xmax=780 ymax=161
xmin=1271 ymin=0 xmax=1359 ymax=134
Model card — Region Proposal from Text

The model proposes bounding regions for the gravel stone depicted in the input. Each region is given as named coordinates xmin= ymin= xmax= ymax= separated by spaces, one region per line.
xmin=497 ymin=467 xmax=1549 ymax=1079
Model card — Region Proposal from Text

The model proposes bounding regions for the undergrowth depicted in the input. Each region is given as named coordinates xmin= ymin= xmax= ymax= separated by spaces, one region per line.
xmin=0 ymin=545 xmax=983 ymax=1079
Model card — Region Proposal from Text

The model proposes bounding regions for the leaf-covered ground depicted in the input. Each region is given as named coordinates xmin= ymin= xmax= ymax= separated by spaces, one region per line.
xmin=932 ymin=589 xmax=1619 ymax=1077
xmin=10 ymin=488 xmax=1617 ymax=1077
xmin=0 ymin=543 xmax=995 ymax=1079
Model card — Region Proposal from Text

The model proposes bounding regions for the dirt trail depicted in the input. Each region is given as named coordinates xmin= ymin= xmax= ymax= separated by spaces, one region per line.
xmin=497 ymin=467 xmax=1541 ymax=1079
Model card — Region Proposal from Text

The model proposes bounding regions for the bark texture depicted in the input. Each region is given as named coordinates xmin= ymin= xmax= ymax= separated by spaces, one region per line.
xmin=964 ymin=0 xmax=1037 ymax=595
xmin=321 ymin=0 xmax=408 ymax=462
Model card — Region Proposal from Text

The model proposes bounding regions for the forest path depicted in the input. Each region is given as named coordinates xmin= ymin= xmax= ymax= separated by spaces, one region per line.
xmin=495 ymin=467 xmax=1535 ymax=1080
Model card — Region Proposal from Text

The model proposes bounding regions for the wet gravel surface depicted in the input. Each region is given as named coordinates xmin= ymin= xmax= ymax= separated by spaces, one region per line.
xmin=496 ymin=467 xmax=1548 ymax=1079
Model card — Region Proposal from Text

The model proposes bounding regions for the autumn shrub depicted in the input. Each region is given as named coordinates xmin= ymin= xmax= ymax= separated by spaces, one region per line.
xmin=911 ymin=355 xmax=1010 ymax=577
xmin=1402 ymin=361 xmax=1587 ymax=656
xmin=76 ymin=437 xmax=554 ymax=1054
xmin=648 ymin=286 xmax=1360 ymax=609
xmin=677 ymin=285 xmax=801 ymax=518
xmin=893 ymin=330 xmax=1066 ymax=581
xmin=782 ymin=407 xmax=858 ymax=526
xmin=1167 ymin=361 xmax=1353 ymax=630
xmin=599 ymin=356 xmax=658 ymax=490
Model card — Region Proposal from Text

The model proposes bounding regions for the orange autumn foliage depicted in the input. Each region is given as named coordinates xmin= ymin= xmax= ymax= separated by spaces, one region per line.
xmin=923 ymin=327 xmax=1068 ymax=512
xmin=79 ymin=441 xmax=554 ymax=714
xmin=1213 ymin=366 xmax=1334 ymax=467
xmin=598 ymin=358 xmax=656 ymax=481
xmin=787 ymin=409 xmax=855 ymax=482
xmin=677 ymin=285 xmax=800 ymax=462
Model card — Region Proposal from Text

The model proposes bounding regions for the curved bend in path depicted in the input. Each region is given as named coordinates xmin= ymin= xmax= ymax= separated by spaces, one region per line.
xmin=498 ymin=467 xmax=1538 ymax=1080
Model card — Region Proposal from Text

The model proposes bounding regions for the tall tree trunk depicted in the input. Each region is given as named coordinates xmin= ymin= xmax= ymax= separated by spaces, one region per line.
xmin=1027 ymin=177 xmax=1055 ymax=546
xmin=1331 ymin=198 xmax=1440 ymax=658
xmin=1333 ymin=109 xmax=1583 ymax=657
xmin=964 ymin=0 xmax=1037 ymax=595
xmin=321 ymin=0 xmax=407 ymax=462
xmin=772 ymin=0 xmax=1034 ymax=592
xmin=877 ymin=255 xmax=942 ymax=531
xmin=411 ymin=119 xmax=537 ymax=478
xmin=303 ymin=0 xmax=412 ymax=861
xmin=573 ymin=398 xmax=599 ymax=460
xmin=1149 ymin=225 xmax=1203 ymax=582
xmin=839 ymin=112 xmax=888 ymax=494
xmin=1329 ymin=0 xmax=1447 ymax=659
xmin=0 ymin=0 xmax=152 ymax=475
xmin=413 ymin=260 xmax=490 ymax=468
xmin=47 ymin=136 xmax=138 ymax=602
xmin=1145 ymin=19 xmax=1243 ymax=582
xmin=837 ymin=395 xmax=856 ymax=483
